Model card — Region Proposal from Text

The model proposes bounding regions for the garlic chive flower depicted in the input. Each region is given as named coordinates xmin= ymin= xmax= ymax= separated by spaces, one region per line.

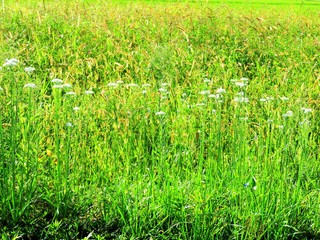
xmin=235 ymin=81 xmax=247 ymax=88
xmin=216 ymin=88 xmax=226 ymax=94
xmin=65 ymin=91 xmax=76 ymax=96
xmin=199 ymin=90 xmax=210 ymax=95
xmin=155 ymin=111 xmax=166 ymax=116
xmin=3 ymin=58 xmax=19 ymax=67
xmin=282 ymin=110 xmax=293 ymax=117
xmin=24 ymin=67 xmax=36 ymax=74
xmin=52 ymin=78 xmax=63 ymax=84
xmin=107 ymin=82 xmax=118 ymax=88
xmin=280 ymin=96 xmax=289 ymax=101
xmin=301 ymin=108 xmax=312 ymax=114
xmin=73 ymin=107 xmax=80 ymax=111
xmin=24 ymin=83 xmax=37 ymax=89
xmin=85 ymin=90 xmax=94 ymax=95
xmin=161 ymin=83 xmax=170 ymax=87
xmin=66 ymin=122 xmax=73 ymax=127
xmin=63 ymin=83 xmax=72 ymax=88
xmin=234 ymin=96 xmax=249 ymax=103
xmin=127 ymin=83 xmax=139 ymax=87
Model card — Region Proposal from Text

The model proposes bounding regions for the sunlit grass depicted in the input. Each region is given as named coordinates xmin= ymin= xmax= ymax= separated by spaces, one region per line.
xmin=0 ymin=0 xmax=319 ymax=239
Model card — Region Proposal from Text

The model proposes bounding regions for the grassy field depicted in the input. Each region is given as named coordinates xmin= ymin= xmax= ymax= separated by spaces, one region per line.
xmin=0 ymin=0 xmax=319 ymax=239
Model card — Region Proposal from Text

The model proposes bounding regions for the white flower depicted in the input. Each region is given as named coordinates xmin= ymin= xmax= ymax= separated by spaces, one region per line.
xmin=196 ymin=103 xmax=206 ymax=107
xmin=63 ymin=83 xmax=72 ymax=88
xmin=3 ymin=58 xmax=19 ymax=67
xmin=73 ymin=107 xmax=80 ymax=111
xmin=52 ymin=78 xmax=63 ymax=84
xmin=116 ymin=80 xmax=124 ymax=84
xmin=65 ymin=91 xmax=76 ymax=95
xmin=24 ymin=83 xmax=37 ymax=89
xmin=142 ymin=83 xmax=151 ymax=88
xmin=159 ymin=88 xmax=168 ymax=93
xmin=240 ymin=77 xmax=249 ymax=82
xmin=203 ymin=78 xmax=211 ymax=83
xmin=127 ymin=83 xmax=139 ymax=87
xmin=155 ymin=111 xmax=166 ymax=116
xmin=107 ymin=82 xmax=118 ymax=87
xmin=301 ymin=108 xmax=312 ymax=114
xmin=66 ymin=122 xmax=73 ymax=127
xmin=236 ymin=92 xmax=245 ymax=96
xmin=85 ymin=90 xmax=94 ymax=94
xmin=209 ymin=94 xmax=221 ymax=99
xmin=266 ymin=96 xmax=274 ymax=101
xmin=0 ymin=86 xmax=3 ymax=91
xmin=283 ymin=110 xmax=293 ymax=117
xmin=234 ymin=97 xmax=249 ymax=103
xmin=142 ymin=90 xmax=147 ymax=94
xmin=260 ymin=98 xmax=267 ymax=102
xmin=235 ymin=81 xmax=247 ymax=88
xmin=24 ymin=67 xmax=36 ymax=73
xmin=280 ymin=96 xmax=289 ymax=101
xmin=161 ymin=83 xmax=170 ymax=87
xmin=199 ymin=90 xmax=210 ymax=95
xmin=216 ymin=88 xmax=226 ymax=94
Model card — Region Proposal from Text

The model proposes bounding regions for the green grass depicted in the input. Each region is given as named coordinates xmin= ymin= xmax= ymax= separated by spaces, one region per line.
xmin=0 ymin=0 xmax=319 ymax=239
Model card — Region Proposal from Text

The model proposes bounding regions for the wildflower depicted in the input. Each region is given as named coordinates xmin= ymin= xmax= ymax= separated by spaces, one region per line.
xmin=85 ymin=90 xmax=94 ymax=95
xmin=65 ymin=91 xmax=76 ymax=95
xmin=127 ymin=83 xmax=139 ymax=87
xmin=240 ymin=77 xmax=249 ymax=82
xmin=0 ymin=87 xmax=3 ymax=91
xmin=24 ymin=83 xmax=36 ymax=89
xmin=216 ymin=88 xmax=226 ymax=94
xmin=236 ymin=92 xmax=245 ymax=96
xmin=62 ymin=83 xmax=72 ymax=88
xmin=196 ymin=103 xmax=206 ymax=107
xmin=203 ymin=78 xmax=211 ymax=83
xmin=3 ymin=58 xmax=19 ymax=67
xmin=282 ymin=110 xmax=293 ymax=117
xmin=235 ymin=81 xmax=247 ymax=88
xmin=24 ymin=67 xmax=36 ymax=74
xmin=142 ymin=90 xmax=147 ymax=94
xmin=161 ymin=83 xmax=170 ymax=87
xmin=266 ymin=96 xmax=274 ymax=101
xmin=155 ymin=111 xmax=166 ymax=116
xmin=301 ymin=108 xmax=312 ymax=114
xmin=234 ymin=97 xmax=249 ymax=103
xmin=280 ymin=96 xmax=289 ymax=101
xmin=209 ymin=94 xmax=221 ymax=99
xmin=159 ymin=88 xmax=168 ymax=93
xmin=260 ymin=98 xmax=267 ymax=102
xmin=107 ymin=82 xmax=118 ymax=87
xmin=52 ymin=78 xmax=63 ymax=84
xmin=73 ymin=107 xmax=80 ymax=111
xmin=66 ymin=122 xmax=73 ymax=127
xmin=116 ymin=80 xmax=124 ymax=84
xmin=199 ymin=90 xmax=210 ymax=95
xmin=142 ymin=83 xmax=151 ymax=88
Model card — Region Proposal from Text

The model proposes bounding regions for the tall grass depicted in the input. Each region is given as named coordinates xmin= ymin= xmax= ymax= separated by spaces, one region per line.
xmin=0 ymin=1 xmax=319 ymax=239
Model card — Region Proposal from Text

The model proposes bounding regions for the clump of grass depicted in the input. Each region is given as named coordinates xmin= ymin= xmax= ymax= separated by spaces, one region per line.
xmin=0 ymin=1 xmax=319 ymax=239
